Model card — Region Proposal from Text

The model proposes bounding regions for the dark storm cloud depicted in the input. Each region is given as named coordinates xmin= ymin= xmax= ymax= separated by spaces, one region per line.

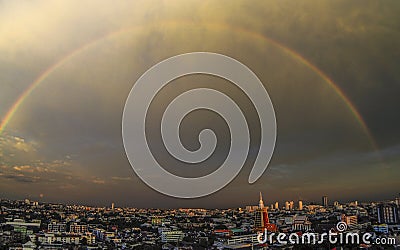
xmin=0 ymin=0 xmax=399 ymax=207
xmin=234 ymin=0 xmax=400 ymax=147
xmin=1 ymin=174 xmax=38 ymax=183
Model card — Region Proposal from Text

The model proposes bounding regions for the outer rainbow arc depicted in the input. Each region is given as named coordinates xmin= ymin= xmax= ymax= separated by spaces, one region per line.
xmin=0 ymin=21 xmax=378 ymax=153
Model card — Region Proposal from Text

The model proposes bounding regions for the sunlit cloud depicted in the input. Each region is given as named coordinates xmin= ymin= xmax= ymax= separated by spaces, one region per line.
xmin=91 ymin=178 xmax=106 ymax=185
xmin=111 ymin=176 xmax=132 ymax=181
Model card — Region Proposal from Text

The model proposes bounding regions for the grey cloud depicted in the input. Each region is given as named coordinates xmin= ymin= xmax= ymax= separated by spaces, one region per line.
xmin=0 ymin=0 xmax=399 ymax=207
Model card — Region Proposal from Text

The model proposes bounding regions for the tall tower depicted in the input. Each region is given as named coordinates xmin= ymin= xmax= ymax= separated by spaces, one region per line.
xmin=254 ymin=192 xmax=277 ymax=232
xmin=289 ymin=201 xmax=294 ymax=210
xmin=259 ymin=192 xmax=264 ymax=208
xmin=322 ymin=196 xmax=328 ymax=207
xmin=298 ymin=200 xmax=303 ymax=210
xmin=274 ymin=201 xmax=279 ymax=210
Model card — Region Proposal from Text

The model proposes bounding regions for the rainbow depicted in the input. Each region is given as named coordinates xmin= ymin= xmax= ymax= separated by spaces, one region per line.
xmin=0 ymin=26 xmax=134 ymax=135
xmin=0 ymin=47 xmax=87 ymax=134
xmin=0 ymin=21 xmax=378 ymax=150
xmin=230 ymin=24 xmax=377 ymax=150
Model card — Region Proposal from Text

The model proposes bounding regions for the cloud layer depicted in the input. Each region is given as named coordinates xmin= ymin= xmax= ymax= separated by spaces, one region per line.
xmin=0 ymin=0 xmax=399 ymax=207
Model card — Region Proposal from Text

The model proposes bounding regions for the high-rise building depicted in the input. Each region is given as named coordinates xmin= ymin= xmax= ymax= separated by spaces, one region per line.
xmin=111 ymin=202 xmax=115 ymax=211
xmin=285 ymin=201 xmax=290 ymax=210
xmin=245 ymin=205 xmax=258 ymax=212
xmin=377 ymin=203 xmax=399 ymax=224
xmin=298 ymin=200 xmax=303 ymax=210
xmin=341 ymin=214 xmax=358 ymax=230
xmin=274 ymin=202 xmax=279 ymax=210
xmin=395 ymin=196 xmax=400 ymax=206
xmin=258 ymin=193 xmax=264 ymax=208
xmin=69 ymin=223 xmax=88 ymax=234
xmin=289 ymin=201 xmax=294 ymax=210
xmin=48 ymin=222 xmax=66 ymax=233
xmin=254 ymin=192 xmax=277 ymax=232
xmin=254 ymin=192 xmax=266 ymax=230
xmin=322 ymin=196 xmax=328 ymax=207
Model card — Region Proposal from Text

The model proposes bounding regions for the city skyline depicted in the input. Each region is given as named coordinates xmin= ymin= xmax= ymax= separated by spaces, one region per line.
xmin=1 ymin=193 xmax=399 ymax=210
xmin=0 ymin=1 xmax=399 ymax=208
xmin=1 ymin=192 xmax=399 ymax=248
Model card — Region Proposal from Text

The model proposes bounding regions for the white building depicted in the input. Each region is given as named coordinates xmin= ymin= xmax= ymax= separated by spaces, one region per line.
xmin=69 ymin=223 xmax=88 ymax=234
xmin=161 ymin=231 xmax=184 ymax=243
xmin=37 ymin=233 xmax=80 ymax=245
xmin=373 ymin=224 xmax=389 ymax=234
xmin=48 ymin=222 xmax=66 ymax=233
xmin=291 ymin=215 xmax=311 ymax=231
xmin=22 ymin=241 xmax=36 ymax=250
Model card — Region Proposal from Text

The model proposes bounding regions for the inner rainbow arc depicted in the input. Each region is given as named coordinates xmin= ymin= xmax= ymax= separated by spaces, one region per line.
xmin=0 ymin=21 xmax=378 ymax=152
xmin=229 ymin=25 xmax=377 ymax=150
xmin=0 ymin=45 xmax=88 ymax=135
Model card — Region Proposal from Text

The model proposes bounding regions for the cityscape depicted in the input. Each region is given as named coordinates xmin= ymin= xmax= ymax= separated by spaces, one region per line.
xmin=1 ymin=193 xmax=399 ymax=249
xmin=1 ymin=1 xmax=400 ymax=250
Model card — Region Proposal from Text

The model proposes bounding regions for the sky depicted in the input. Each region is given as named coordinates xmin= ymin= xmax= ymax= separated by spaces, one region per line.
xmin=0 ymin=0 xmax=399 ymax=208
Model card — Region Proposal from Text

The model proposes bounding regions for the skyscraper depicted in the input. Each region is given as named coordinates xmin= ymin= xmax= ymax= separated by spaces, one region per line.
xmin=322 ymin=196 xmax=328 ymax=207
xmin=274 ymin=201 xmax=279 ymax=210
xmin=285 ymin=201 xmax=290 ymax=210
xmin=298 ymin=200 xmax=303 ymax=210
xmin=377 ymin=203 xmax=399 ymax=224
xmin=289 ymin=201 xmax=294 ymax=210
xmin=254 ymin=192 xmax=277 ymax=232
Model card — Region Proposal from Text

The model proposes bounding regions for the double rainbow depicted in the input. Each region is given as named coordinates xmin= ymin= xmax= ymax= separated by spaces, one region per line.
xmin=0 ymin=21 xmax=377 ymax=151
